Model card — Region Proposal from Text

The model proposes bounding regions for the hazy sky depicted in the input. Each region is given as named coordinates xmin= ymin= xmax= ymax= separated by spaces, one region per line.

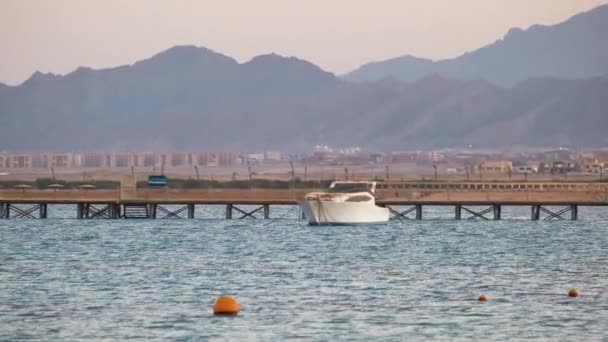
xmin=1 ymin=0 xmax=607 ymax=85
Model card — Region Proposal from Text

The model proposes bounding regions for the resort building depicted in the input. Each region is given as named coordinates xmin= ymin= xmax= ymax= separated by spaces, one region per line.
xmin=479 ymin=161 xmax=513 ymax=174
xmin=10 ymin=154 xmax=33 ymax=168
xmin=51 ymin=153 xmax=73 ymax=168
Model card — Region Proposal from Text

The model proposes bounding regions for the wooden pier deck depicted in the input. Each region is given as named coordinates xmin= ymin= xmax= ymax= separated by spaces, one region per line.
xmin=1 ymin=181 xmax=607 ymax=220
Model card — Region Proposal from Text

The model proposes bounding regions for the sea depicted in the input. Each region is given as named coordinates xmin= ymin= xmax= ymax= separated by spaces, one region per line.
xmin=1 ymin=205 xmax=607 ymax=341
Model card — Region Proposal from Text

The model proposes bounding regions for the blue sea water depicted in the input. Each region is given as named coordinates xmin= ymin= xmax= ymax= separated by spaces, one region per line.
xmin=1 ymin=205 xmax=607 ymax=341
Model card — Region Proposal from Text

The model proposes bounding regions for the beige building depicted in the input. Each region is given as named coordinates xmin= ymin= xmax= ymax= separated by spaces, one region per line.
xmin=0 ymin=150 xmax=251 ymax=170
xmin=0 ymin=154 xmax=9 ymax=169
xmin=583 ymin=160 xmax=606 ymax=174
xmin=10 ymin=154 xmax=33 ymax=168
xmin=264 ymin=151 xmax=282 ymax=161
xmin=479 ymin=160 xmax=513 ymax=173
xmin=130 ymin=152 xmax=156 ymax=168
xmin=170 ymin=152 xmax=188 ymax=167
xmin=51 ymin=153 xmax=73 ymax=168
xmin=31 ymin=154 xmax=50 ymax=168
xmin=111 ymin=153 xmax=130 ymax=168
xmin=82 ymin=153 xmax=107 ymax=168
xmin=427 ymin=150 xmax=443 ymax=162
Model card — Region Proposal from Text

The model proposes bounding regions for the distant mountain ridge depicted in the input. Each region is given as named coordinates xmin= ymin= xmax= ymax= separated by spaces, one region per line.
xmin=344 ymin=5 xmax=608 ymax=86
xmin=1 ymin=44 xmax=607 ymax=151
xmin=0 ymin=46 xmax=341 ymax=151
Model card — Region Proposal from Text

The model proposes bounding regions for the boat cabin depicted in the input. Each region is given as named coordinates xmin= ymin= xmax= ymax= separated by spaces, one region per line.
xmin=328 ymin=181 xmax=377 ymax=194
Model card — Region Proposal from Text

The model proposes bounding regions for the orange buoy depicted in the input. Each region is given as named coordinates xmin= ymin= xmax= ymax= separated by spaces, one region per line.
xmin=568 ymin=288 xmax=579 ymax=298
xmin=213 ymin=296 xmax=240 ymax=315
xmin=478 ymin=294 xmax=489 ymax=302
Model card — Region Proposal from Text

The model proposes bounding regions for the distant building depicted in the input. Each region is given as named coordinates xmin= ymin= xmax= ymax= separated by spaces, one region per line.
xmin=479 ymin=160 xmax=513 ymax=174
xmin=390 ymin=152 xmax=418 ymax=163
xmin=547 ymin=160 xmax=579 ymax=174
xmin=0 ymin=154 xmax=11 ymax=169
xmin=583 ymin=161 xmax=605 ymax=174
xmin=142 ymin=153 xmax=156 ymax=167
xmin=31 ymin=154 xmax=50 ymax=168
xmin=130 ymin=153 xmax=142 ymax=168
xmin=10 ymin=154 xmax=33 ymax=168
xmin=446 ymin=167 xmax=466 ymax=175
xmin=156 ymin=153 xmax=170 ymax=169
xmin=218 ymin=152 xmax=238 ymax=166
xmin=247 ymin=153 xmax=265 ymax=164
xmin=206 ymin=153 xmax=219 ymax=167
xmin=72 ymin=154 xmax=83 ymax=168
xmin=170 ymin=152 xmax=188 ymax=167
xmin=51 ymin=153 xmax=73 ymax=168
xmin=83 ymin=153 xmax=107 ymax=168
xmin=264 ymin=151 xmax=282 ymax=161
xmin=185 ymin=153 xmax=198 ymax=166
xmin=427 ymin=150 xmax=443 ymax=163
xmin=111 ymin=153 xmax=130 ymax=168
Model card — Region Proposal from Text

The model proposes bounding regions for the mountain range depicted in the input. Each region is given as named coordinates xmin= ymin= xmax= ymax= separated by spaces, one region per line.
xmin=1 ymin=5 xmax=608 ymax=151
xmin=344 ymin=4 xmax=608 ymax=86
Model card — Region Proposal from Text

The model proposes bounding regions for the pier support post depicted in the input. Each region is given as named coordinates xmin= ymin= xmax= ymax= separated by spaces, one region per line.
xmin=77 ymin=203 xmax=84 ymax=219
xmin=455 ymin=205 xmax=462 ymax=220
xmin=226 ymin=204 xmax=233 ymax=219
xmin=148 ymin=204 xmax=157 ymax=219
xmin=109 ymin=204 xmax=121 ymax=219
xmin=108 ymin=204 xmax=115 ymax=219
xmin=39 ymin=203 xmax=48 ymax=219
xmin=415 ymin=204 xmax=422 ymax=220
xmin=188 ymin=204 xmax=195 ymax=219
xmin=570 ymin=205 xmax=578 ymax=220
xmin=116 ymin=203 xmax=122 ymax=219
xmin=0 ymin=203 xmax=7 ymax=219
xmin=263 ymin=204 xmax=270 ymax=219
xmin=531 ymin=205 xmax=540 ymax=220
xmin=493 ymin=205 xmax=501 ymax=220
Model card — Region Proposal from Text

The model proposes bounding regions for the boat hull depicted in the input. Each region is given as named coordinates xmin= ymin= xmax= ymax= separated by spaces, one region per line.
xmin=300 ymin=200 xmax=390 ymax=225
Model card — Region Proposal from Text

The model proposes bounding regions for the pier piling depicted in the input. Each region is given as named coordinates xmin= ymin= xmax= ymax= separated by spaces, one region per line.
xmin=39 ymin=203 xmax=48 ymax=219
xmin=493 ymin=205 xmax=502 ymax=220
xmin=264 ymin=204 xmax=270 ymax=219
xmin=415 ymin=204 xmax=423 ymax=220
xmin=188 ymin=204 xmax=195 ymax=219
xmin=226 ymin=204 xmax=233 ymax=219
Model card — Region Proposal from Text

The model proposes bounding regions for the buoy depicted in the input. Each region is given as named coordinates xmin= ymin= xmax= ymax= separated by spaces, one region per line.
xmin=478 ymin=294 xmax=488 ymax=302
xmin=568 ymin=288 xmax=579 ymax=298
xmin=213 ymin=296 xmax=240 ymax=315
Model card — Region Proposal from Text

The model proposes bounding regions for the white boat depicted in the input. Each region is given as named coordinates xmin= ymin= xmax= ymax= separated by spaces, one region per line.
xmin=300 ymin=181 xmax=390 ymax=225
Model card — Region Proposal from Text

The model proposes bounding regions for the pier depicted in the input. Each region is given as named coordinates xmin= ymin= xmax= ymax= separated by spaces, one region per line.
xmin=0 ymin=180 xmax=606 ymax=220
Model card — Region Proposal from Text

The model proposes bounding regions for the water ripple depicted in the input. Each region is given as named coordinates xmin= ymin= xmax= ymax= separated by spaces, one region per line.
xmin=1 ymin=207 xmax=607 ymax=340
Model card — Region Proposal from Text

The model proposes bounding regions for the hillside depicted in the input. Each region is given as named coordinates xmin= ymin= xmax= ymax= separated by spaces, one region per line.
xmin=344 ymin=4 xmax=608 ymax=86
xmin=1 ymin=46 xmax=607 ymax=151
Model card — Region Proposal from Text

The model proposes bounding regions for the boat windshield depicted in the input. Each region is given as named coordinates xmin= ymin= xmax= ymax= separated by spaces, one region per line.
xmin=328 ymin=182 xmax=374 ymax=193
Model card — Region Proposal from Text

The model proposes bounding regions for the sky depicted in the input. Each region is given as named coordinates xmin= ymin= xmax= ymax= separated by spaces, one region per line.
xmin=1 ymin=0 xmax=607 ymax=85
